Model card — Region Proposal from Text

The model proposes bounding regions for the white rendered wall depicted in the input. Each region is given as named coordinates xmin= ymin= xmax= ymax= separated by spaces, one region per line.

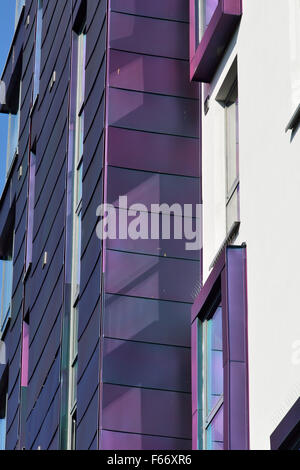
xmin=202 ymin=0 xmax=300 ymax=450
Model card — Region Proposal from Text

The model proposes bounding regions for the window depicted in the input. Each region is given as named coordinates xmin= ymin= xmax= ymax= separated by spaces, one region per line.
xmin=68 ymin=22 xmax=86 ymax=450
xmin=0 ymin=362 xmax=8 ymax=451
xmin=191 ymin=246 xmax=249 ymax=450
xmin=6 ymin=82 xmax=22 ymax=175
xmin=200 ymin=301 xmax=224 ymax=449
xmin=197 ymin=0 xmax=219 ymax=43
xmin=190 ymin=0 xmax=242 ymax=82
xmin=26 ymin=152 xmax=36 ymax=272
xmin=33 ymin=0 xmax=43 ymax=103
xmin=0 ymin=234 xmax=14 ymax=336
xmin=225 ymin=81 xmax=240 ymax=233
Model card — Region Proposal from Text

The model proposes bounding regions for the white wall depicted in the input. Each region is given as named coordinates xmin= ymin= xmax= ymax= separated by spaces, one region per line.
xmin=202 ymin=0 xmax=300 ymax=450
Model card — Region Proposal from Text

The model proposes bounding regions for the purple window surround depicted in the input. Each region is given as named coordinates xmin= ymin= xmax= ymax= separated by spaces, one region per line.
xmin=190 ymin=0 xmax=243 ymax=82
xmin=271 ymin=398 xmax=300 ymax=450
xmin=191 ymin=246 xmax=249 ymax=450
xmin=21 ymin=321 xmax=29 ymax=387
xmin=25 ymin=152 xmax=36 ymax=272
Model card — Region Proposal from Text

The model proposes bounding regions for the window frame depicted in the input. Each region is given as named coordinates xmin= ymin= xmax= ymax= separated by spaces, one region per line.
xmin=189 ymin=0 xmax=243 ymax=82
xmin=191 ymin=245 xmax=249 ymax=450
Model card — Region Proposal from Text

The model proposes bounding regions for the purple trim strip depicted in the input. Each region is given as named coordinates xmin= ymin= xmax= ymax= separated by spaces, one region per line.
xmin=189 ymin=0 xmax=242 ymax=82
xmin=224 ymin=246 xmax=249 ymax=450
xmin=191 ymin=248 xmax=225 ymax=323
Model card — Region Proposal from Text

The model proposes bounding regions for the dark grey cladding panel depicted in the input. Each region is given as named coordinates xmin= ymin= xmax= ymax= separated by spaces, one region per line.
xmin=77 ymin=305 xmax=100 ymax=382
xmin=77 ymin=346 xmax=100 ymax=423
xmin=27 ymin=317 xmax=61 ymax=413
xmin=38 ymin=27 xmax=70 ymax=111
xmin=79 ymin=256 xmax=101 ymax=329
xmin=6 ymin=374 xmax=20 ymax=431
xmin=85 ymin=23 xmax=106 ymax=101
xmin=76 ymin=389 xmax=98 ymax=451
xmin=80 ymin=228 xmax=101 ymax=296
xmin=83 ymin=86 xmax=105 ymax=143
xmin=82 ymin=132 xmax=104 ymax=196
xmin=40 ymin=0 xmax=70 ymax=77
xmin=31 ymin=200 xmax=65 ymax=275
xmin=34 ymin=123 xmax=67 ymax=200
xmin=5 ymin=406 xmax=19 ymax=450
xmin=30 ymin=234 xmax=64 ymax=313
xmin=81 ymin=174 xmax=103 ymax=255
xmin=82 ymin=113 xmax=104 ymax=181
xmin=85 ymin=0 xmax=106 ymax=67
xmin=29 ymin=390 xmax=60 ymax=450
xmin=33 ymin=164 xmax=65 ymax=242
xmin=29 ymin=306 xmax=61 ymax=378
xmin=37 ymin=72 xmax=70 ymax=154
xmin=30 ymin=270 xmax=63 ymax=341
xmin=36 ymin=91 xmax=68 ymax=168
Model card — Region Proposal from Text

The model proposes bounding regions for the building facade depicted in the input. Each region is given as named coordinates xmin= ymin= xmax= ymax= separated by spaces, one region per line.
xmin=0 ymin=0 xmax=299 ymax=451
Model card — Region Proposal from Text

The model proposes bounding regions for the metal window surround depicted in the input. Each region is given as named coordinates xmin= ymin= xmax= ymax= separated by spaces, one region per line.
xmin=190 ymin=0 xmax=243 ymax=82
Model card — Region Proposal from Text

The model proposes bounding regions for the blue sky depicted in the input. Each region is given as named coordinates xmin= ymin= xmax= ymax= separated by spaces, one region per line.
xmin=0 ymin=1 xmax=15 ymax=193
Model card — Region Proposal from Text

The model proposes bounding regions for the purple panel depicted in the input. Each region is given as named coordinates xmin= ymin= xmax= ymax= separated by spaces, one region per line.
xmin=191 ymin=248 xmax=225 ymax=322
xmin=107 ymin=209 xmax=200 ymax=261
xmin=109 ymin=50 xmax=197 ymax=99
xmin=105 ymin=250 xmax=200 ymax=304
xmin=108 ymin=88 xmax=198 ymax=138
xmin=102 ymin=384 xmax=191 ymax=439
xmin=107 ymin=167 xmax=199 ymax=210
xmin=107 ymin=127 xmax=200 ymax=177
xmin=103 ymin=338 xmax=190 ymax=393
xmin=226 ymin=247 xmax=247 ymax=362
xmin=190 ymin=0 xmax=242 ymax=82
xmin=226 ymin=361 xmax=248 ymax=450
xmin=78 ymin=307 xmax=100 ymax=382
xmin=104 ymin=294 xmax=191 ymax=347
xmin=101 ymin=430 xmax=191 ymax=450
xmin=110 ymin=0 xmax=189 ymax=22
xmin=224 ymin=246 xmax=249 ymax=450
xmin=76 ymin=390 xmax=98 ymax=451
xmin=110 ymin=12 xmax=189 ymax=60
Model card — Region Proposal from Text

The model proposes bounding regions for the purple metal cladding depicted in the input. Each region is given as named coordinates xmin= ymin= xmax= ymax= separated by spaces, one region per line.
xmin=106 ymin=167 xmax=199 ymax=210
xmin=189 ymin=0 xmax=243 ymax=82
xmin=101 ymin=430 xmax=191 ymax=451
xmin=270 ymin=397 xmax=300 ymax=450
xmin=105 ymin=250 xmax=199 ymax=304
xmin=110 ymin=0 xmax=189 ymax=22
xmin=102 ymin=338 xmax=191 ymax=393
xmin=108 ymin=88 xmax=199 ymax=138
xmin=110 ymin=11 xmax=189 ymax=60
xmin=107 ymin=208 xmax=200 ymax=261
xmin=102 ymin=383 xmax=192 ymax=439
xmin=107 ymin=127 xmax=200 ymax=177
xmin=109 ymin=50 xmax=198 ymax=99
xmin=104 ymin=294 xmax=191 ymax=348
xmin=224 ymin=247 xmax=249 ymax=450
